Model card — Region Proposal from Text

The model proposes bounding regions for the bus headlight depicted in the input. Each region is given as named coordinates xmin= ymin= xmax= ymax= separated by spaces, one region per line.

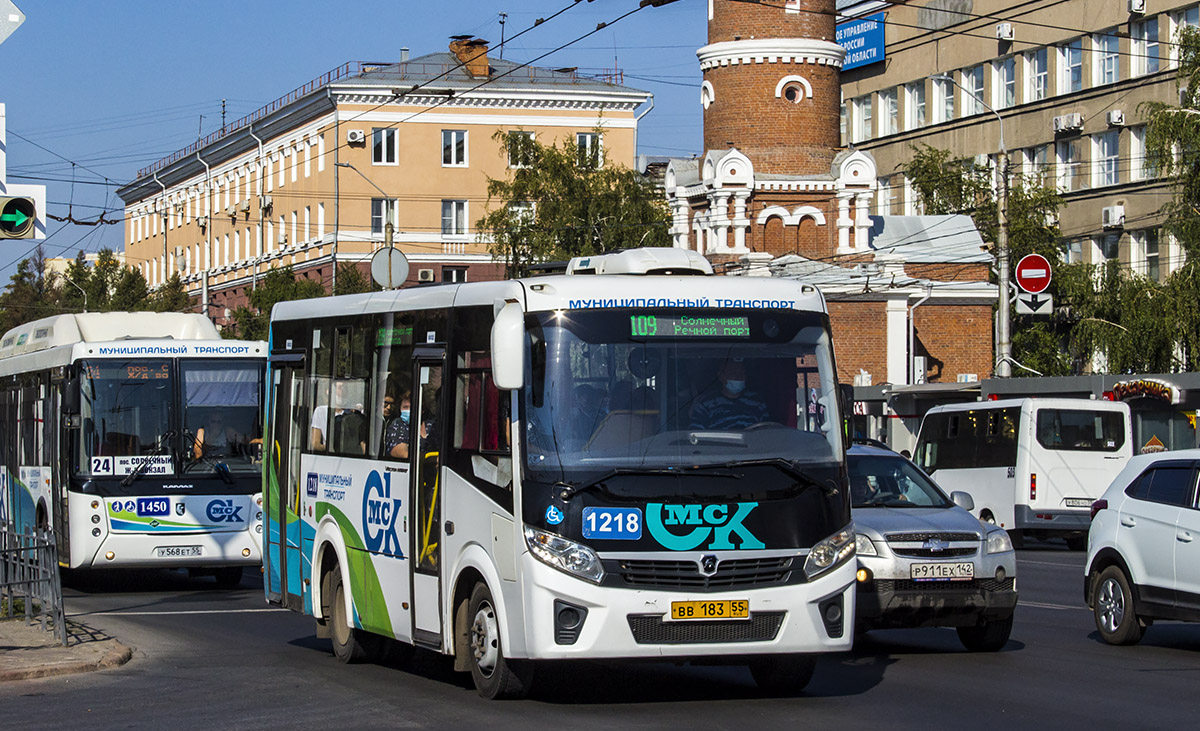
xmin=804 ymin=524 xmax=856 ymax=581
xmin=855 ymin=533 xmax=877 ymax=557
xmin=987 ymin=529 xmax=1014 ymax=554
xmin=524 ymin=527 xmax=604 ymax=584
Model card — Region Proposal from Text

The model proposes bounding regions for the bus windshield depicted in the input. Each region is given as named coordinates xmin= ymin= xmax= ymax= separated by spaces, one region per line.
xmin=79 ymin=358 xmax=263 ymax=477
xmin=523 ymin=309 xmax=842 ymax=480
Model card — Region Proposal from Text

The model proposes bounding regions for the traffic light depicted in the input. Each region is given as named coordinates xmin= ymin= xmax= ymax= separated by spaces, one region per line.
xmin=0 ymin=196 xmax=36 ymax=238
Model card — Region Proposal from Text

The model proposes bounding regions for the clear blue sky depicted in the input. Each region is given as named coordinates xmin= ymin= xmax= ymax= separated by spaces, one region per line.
xmin=0 ymin=0 xmax=705 ymax=284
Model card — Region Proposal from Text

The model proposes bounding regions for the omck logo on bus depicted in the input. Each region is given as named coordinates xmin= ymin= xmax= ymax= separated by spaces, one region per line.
xmin=363 ymin=470 xmax=403 ymax=555
xmin=647 ymin=502 xmax=764 ymax=550
xmin=206 ymin=499 xmax=244 ymax=523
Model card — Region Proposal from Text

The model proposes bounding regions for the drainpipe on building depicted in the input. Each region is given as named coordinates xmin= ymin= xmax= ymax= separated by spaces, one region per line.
xmin=633 ymin=94 xmax=654 ymax=167
xmin=248 ymin=124 xmax=266 ymax=293
xmin=152 ymin=171 xmax=167 ymax=289
xmin=908 ymin=285 xmax=932 ymax=385
xmin=196 ymin=152 xmax=212 ymax=320
xmin=329 ymin=87 xmax=339 ymax=295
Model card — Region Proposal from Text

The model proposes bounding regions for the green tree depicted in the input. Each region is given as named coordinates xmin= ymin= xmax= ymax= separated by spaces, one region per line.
xmin=477 ymin=128 xmax=671 ymax=277
xmin=0 ymin=246 xmax=59 ymax=333
xmin=149 ymin=272 xmax=193 ymax=312
xmin=333 ymin=262 xmax=377 ymax=296
xmin=229 ymin=266 xmax=324 ymax=340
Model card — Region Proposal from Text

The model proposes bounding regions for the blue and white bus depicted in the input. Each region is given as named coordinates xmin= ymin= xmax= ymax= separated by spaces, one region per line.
xmin=0 ymin=312 xmax=265 ymax=585
xmin=263 ymin=248 xmax=856 ymax=698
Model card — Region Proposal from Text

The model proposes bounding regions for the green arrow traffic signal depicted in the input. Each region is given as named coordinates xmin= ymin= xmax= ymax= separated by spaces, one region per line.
xmin=0 ymin=197 xmax=36 ymax=238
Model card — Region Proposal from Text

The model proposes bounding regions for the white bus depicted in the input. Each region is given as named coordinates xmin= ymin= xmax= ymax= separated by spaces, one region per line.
xmin=914 ymin=398 xmax=1133 ymax=548
xmin=262 ymin=248 xmax=856 ymax=698
xmin=0 ymin=312 xmax=266 ymax=584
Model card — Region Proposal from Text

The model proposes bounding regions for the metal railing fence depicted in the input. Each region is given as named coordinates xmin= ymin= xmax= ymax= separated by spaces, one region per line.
xmin=1 ymin=523 xmax=67 ymax=646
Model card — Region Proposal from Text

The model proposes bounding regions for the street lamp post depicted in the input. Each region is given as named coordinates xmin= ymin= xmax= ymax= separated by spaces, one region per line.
xmin=933 ymin=74 xmax=1011 ymax=377
xmin=60 ymin=275 xmax=87 ymax=313
xmin=335 ymin=162 xmax=394 ymax=288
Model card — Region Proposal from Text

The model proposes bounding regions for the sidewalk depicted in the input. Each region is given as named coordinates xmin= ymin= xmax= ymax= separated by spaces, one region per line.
xmin=0 ymin=617 xmax=132 ymax=681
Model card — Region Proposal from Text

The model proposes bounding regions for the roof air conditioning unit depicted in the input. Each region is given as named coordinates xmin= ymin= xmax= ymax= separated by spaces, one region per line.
xmin=347 ymin=129 xmax=366 ymax=144
xmin=417 ymin=268 xmax=435 ymax=282
xmin=1129 ymin=0 xmax=1146 ymax=14
xmin=1107 ymin=109 xmax=1125 ymax=126
xmin=1052 ymin=113 xmax=1084 ymax=134
xmin=1102 ymin=205 xmax=1125 ymax=229
xmin=261 ymin=195 xmax=273 ymax=211
xmin=995 ymin=22 xmax=1014 ymax=40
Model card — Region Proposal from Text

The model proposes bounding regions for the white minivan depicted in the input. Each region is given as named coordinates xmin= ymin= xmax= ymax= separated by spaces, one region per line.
xmin=914 ymin=398 xmax=1133 ymax=548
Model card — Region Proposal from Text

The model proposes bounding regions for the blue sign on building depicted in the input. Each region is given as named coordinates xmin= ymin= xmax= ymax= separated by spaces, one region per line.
xmin=836 ymin=12 xmax=886 ymax=71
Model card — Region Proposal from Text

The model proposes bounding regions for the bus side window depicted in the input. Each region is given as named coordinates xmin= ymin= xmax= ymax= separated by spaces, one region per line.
xmin=372 ymin=313 xmax=415 ymax=461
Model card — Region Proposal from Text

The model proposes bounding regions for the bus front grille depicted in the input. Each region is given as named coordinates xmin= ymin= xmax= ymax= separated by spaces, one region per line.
xmin=611 ymin=557 xmax=794 ymax=591
xmin=627 ymin=612 xmax=785 ymax=644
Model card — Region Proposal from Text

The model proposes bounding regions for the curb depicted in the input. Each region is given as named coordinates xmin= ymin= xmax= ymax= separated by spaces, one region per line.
xmin=0 ymin=641 xmax=134 ymax=682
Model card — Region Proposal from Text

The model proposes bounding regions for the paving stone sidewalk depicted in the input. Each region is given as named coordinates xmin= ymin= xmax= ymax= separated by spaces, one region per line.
xmin=0 ymin=617 xmax=132 ymax=681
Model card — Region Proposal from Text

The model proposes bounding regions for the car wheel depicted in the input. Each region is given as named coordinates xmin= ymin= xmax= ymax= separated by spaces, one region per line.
xmin=467 ymin=583 xmax=532 ymax=699
xmin=1094 ymin=566 xmax=1144 ymax=646
xmin=956 ymin=614 xmax=1013 ymax=652
xmin=329 ymin=569 xmax=369 ymax=663
xmin=749 ymin=654 xmax=817 ymax=696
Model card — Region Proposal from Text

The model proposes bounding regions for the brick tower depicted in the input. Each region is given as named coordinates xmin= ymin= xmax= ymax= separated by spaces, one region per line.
xmin=666 ymin=0 xmax=877 ymax=263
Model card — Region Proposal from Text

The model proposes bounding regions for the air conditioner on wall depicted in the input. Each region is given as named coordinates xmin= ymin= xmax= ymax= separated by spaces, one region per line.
xmin=346 ymin=129 xmax=366 ymax=144
xmin=1107 ymin=109 xmax=1125 ymax=126
xmin=995 ymin=22 xmax=1014 ymax=40
xmin=239 ymin=200 xmax=251 ymax=213
xmin=278 ymin=233 xmax=288 ymax=245
xmin=1102 ymin=205 xmax=1125 ymax=229
xmin=1052 ymin=113 xmax=1084 ymax=133
xmin=417 ymin=268 xmax=435 ymax=282
xmin=261 ymin=195 xmax=273 ymax=211
xmin=1129 ymin=0 xmax=1146 ymax=14
xmin=225 ymin=205 xmax=237 ymax=218
xmin=197 ymin=216 xmax=208 ymax=230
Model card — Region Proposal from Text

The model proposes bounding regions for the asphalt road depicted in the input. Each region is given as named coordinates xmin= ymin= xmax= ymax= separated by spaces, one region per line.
xmin=2 ymin=544 xmax=1197 ymax=729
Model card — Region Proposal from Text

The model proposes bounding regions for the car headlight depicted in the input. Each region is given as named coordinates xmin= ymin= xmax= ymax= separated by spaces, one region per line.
xmin=524 ymin=526 xmax=604 ymax=584
xmin=987 ymin=529 xmax=1014 ymax=554
xmin=855 ymin=533 xmax=878 ymax=557
xmin=804 ymin=523 xmax=856 ymax=580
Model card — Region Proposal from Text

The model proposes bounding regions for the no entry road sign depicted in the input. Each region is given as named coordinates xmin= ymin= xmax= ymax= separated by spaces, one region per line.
xmin=1015 ymin=253 xmax=1052 ymax=294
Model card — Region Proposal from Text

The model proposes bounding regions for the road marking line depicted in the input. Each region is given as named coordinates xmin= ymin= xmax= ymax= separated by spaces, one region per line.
xmin=1018 ymin=601 xmax=1081 ymax=611
xmin=71 ymin=608 xmax=286 ymax=617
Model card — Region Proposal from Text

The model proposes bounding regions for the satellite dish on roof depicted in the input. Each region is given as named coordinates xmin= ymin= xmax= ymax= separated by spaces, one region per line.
xmin=370 ymin=247 xmax=410 ymax=290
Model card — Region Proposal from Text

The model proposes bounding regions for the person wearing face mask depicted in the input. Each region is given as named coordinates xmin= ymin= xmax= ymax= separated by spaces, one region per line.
xmin=689 ymin=359 xmax=770 ymax=431
xmin=381 ymin=389 xmax=412 ymax=460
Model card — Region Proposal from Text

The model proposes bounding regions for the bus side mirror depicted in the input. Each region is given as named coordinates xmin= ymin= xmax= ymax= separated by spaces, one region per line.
xmin=491 ymin=301 xmax=525 ymax=390
xmin=63 ymin=377 xmax=80 ymax=416
xmin=838 ymin=383 xmax=854 ymax=421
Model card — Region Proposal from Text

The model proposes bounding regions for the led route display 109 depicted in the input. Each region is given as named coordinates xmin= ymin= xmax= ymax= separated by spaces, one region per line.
xmin=629 ymin=314 xmax=751 ymax=338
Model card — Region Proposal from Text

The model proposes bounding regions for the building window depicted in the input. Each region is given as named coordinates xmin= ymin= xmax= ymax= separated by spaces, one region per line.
xmin=1133 ymin=229 xmax=1162 ymax=281
xmin=1097 ymin=232 xmax=1121 ymax=262
xmin=1057 ymin=39 xmax=1083 ymax=94
xmin=1025 ymin=48 xmax=1048 ymax=102
xmin=1173 ymin=7 xmax=1200 ymax=66
xmin=905 ymin=81 xmax=926 ymax=130
xmin=442 ymin=130 xmax=467 ymax=167
xmin=877 ymin=176 xmax=894 ymax=214
xmin=1132 ymin=19 xmax=1161 ymax=77
xmin=840 ymin=94 xmax=848 ymax=145
xmin=934 ymin=76 xmax=955 ymax=123
xmin=371 ymin=198 xmax=396 ymax=235
xmin=1130 ymin=125 xmax=1158 ymax=180
xmin=962 ymin=65 xmax=985 ymax=116
xmin=372 ymin=128 xmax=397 ymax=165
xmin=879 ymin=89 xmax=898 ymax=136
xmin=577 ymin=132 xmax=602 ymax=168
xmin=1023 ymin=144 xmax=1051 ymax=182
xmin=1093 ymin=130 xmax=1120 ymax=187
xmin=994 ymin=57 xmax=1016 ymax=109
xmin=1093 ymin=31 xmax=1120 ymax=86
xmin=1056 ymin=138 xmax=1088 ymax=192
xmin=852 ymin=95 xmax=873 ymax=142
xmin=507 ymin=131 xmax=535 ymax=168
xmin=1063 ymin=238 xmax=1085 ymax=264
xmin=441 ymin=199 xmax=468 ymax=236
xmin=442 ymin=266 xmax=468 ymax=283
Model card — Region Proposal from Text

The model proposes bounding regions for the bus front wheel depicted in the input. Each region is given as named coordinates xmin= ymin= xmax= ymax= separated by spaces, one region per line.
xmin=466 ymin=582 xmax=531 ymax=699
xmin=749 ymin=654 xmax=817 ymax=696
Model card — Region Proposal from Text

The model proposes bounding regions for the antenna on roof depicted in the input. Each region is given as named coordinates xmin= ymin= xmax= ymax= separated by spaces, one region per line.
xmin=499 ymin=12 xmax=507 ymax=59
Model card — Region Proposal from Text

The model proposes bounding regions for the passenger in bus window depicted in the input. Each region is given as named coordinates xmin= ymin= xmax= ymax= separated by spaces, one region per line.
xmin=195 ymin=413 xmax=244 ymax=459
xmin=690 ymin=359 xmax=770 ymax=430
xmin=311 ymin=380 xmax=365 ymax=452
xmin=381 ymin=389 xmax=411 ymax=460
xmin=569 ymin=384 xmax=605 ymax=442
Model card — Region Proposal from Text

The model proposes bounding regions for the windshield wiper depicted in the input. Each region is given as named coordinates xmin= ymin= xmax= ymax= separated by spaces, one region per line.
xmin=694 ymin=458 xmax=840 ymax=495
xmin=557 ymin=467 xmax=739 ymax=502
xmin=121 ymin=430 xmax=176 ymax=487
xmin=181 ymin=428 xmax=235 ymax=484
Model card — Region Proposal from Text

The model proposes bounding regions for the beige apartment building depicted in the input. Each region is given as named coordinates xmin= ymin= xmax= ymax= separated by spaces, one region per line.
xmin=117 ymin=40 xmax=650 ymax=326
xmin=839 ymin=0 xmax=1196 ymax=280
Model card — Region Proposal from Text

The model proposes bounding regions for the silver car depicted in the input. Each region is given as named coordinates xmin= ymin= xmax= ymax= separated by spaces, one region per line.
xmin=850 ymin=444 xmax=1018 ymax=651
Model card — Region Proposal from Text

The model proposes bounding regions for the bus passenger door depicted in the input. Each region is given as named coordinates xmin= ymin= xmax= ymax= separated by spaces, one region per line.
xmin=410 ymin=354 xmax=445 ymax=647
xmin=266 ymin=359 xmax=305 ymax=611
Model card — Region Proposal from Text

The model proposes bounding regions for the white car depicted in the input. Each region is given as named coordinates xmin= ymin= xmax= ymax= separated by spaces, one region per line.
xmin=1085 ymin=449 xmax=1200 ymax=645
xmin=850 ymin=445 xmax=1018 ymax=651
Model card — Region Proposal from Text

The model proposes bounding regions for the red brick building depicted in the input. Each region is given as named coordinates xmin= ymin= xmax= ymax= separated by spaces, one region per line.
xmin=665 ymin=0 xmax=997 ymax=404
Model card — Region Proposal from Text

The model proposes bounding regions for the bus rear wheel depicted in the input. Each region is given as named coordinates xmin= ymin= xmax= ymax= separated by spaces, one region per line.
xmin=749 ymin=654 xmax=816 ymax=696
xmin=466 ymin=583 xmax=531 ymax=699
xmin=329 ymin=570 xmax=369 ymax=663
xmin=213 ymin=567 xmax=243 ymax=588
